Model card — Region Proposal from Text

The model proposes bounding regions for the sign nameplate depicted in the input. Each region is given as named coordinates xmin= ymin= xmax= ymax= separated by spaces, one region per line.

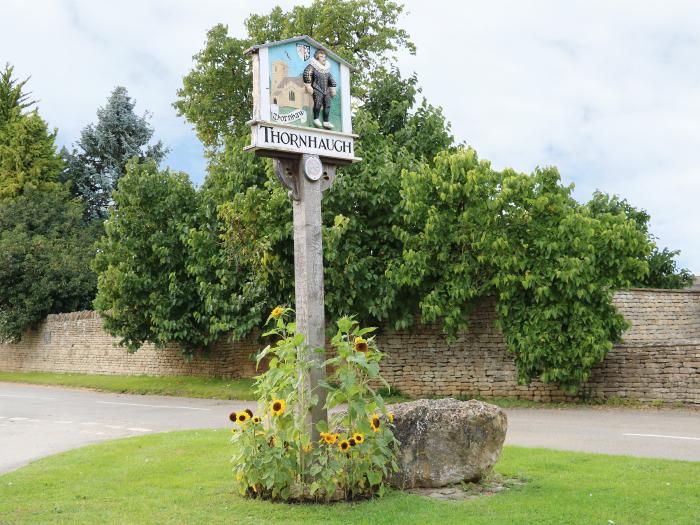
xmin=248 ymin=121 xmax=356 ymax=161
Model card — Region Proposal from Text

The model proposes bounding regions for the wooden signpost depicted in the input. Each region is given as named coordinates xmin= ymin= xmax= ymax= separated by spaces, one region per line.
xmin=245 ymin=36 xmax=359 ymax=434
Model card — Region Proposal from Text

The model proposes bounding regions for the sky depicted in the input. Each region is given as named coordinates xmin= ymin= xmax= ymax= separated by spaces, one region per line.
xmin=1 ymin=0 xmax=698 ymax=273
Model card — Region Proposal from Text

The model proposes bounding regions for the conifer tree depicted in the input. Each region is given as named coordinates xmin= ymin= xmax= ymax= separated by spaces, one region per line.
xmin=0 ymin=64 xmax=62 ymax=199
xmin=62 ymin=86 xmax=168 ymax=219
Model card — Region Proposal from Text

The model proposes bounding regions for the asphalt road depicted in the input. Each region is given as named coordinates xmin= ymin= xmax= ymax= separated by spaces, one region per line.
xmin=1 ymin=382 xmax=699 ymax=474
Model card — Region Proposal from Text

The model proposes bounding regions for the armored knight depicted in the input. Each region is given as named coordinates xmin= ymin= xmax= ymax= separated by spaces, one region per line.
xmin=303 ymin=49 xmax=337 ymax=129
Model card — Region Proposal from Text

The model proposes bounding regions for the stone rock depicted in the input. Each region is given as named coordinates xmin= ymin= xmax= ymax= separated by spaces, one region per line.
xmin=387 ymin=398 xmax=507 ymax=489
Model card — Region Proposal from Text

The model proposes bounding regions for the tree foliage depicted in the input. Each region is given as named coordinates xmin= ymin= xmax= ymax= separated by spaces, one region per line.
xmin=0 ymin=64 xmax=62 ymax=199
xmin=174 ymin=0 xmax=414 ymax=147
xmin=62 ymin=86 xmax=167 ymax=219
xmin=393 ymin=148 xmax=650 ymax=390
xmin=0 ymin=65 xmax=97 ymax=341
xmin=92 ymin=160 xmax=204 ymax=353
xmin=587 ymin=191 xmax=693 ymax=289
xmin=0 ymin=188 xmax=98 ymax=342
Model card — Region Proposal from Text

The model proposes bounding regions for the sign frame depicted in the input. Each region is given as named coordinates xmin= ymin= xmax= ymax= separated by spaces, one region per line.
xmin=245 ymin=35 xmax=359 ymax=164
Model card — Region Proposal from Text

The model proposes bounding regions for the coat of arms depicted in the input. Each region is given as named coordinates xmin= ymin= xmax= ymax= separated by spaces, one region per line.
xmin=296 ymin=43 xmax=311 ymax=61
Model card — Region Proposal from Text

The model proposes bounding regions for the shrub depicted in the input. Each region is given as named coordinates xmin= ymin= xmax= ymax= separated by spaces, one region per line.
xmin=229 ymin=309 xmax=398 ymax=502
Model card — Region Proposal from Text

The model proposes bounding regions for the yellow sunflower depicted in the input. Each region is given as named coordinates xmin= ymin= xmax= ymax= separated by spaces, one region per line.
xmin=354 ymin=336 xmax=368 ymax=353
xmin=236 ymin=412 xmax=249 ymax=424
xmin=271 ymin=398 xmax=286 ymax=416
xmin=322 ymin=433 xmax=338 ymax=445
xmin=231 ymin=427 xmax=237 ymax=434
xmin=370 ymin=414 xmax=381 ymax=432
xmin=388 ymin=412 xmax=395 ymax=423
xmin=302 ymin=442 xmax=313 ymax=453
xmin=252 ymin=416 xmax=261 ymax=424
xmin=338 ymin=439 xmax=350 ymax=452
xmin=271 ymin=307 xmax=283 ymax=318
xmin=353 ymin=432 xmax=364 ymax=444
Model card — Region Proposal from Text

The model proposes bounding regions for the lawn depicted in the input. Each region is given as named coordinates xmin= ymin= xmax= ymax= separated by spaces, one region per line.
xmin=0 ymin=371 xmax=256 ymax=400
xmin=1 ymin=371 xmax=685 ymax=409
xmin=1 ymin=430 xmax=698 ymax=525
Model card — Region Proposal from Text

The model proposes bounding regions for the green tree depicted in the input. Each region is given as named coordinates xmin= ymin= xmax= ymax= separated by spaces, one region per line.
xmin=587 ymin=191 xmax=693 ymax=288
xmin=0 ymin=64 xmax=62 ymax=199
xmin=0 ymin=188 xmax=98 ymax=341
xmin=62 ymin=86 xmax=167 ymax=220
xmin=174 ymin=0 xmax=414 ymax=147
xmin=393 ymin=148 xmax=650 ymax=390
xmin=92 ymin=160 xmax=205 ymax=355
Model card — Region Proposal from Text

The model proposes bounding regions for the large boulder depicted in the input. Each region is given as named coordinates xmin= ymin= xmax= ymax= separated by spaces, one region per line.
xmin=388 ymin=398 xmax=507 ymax=489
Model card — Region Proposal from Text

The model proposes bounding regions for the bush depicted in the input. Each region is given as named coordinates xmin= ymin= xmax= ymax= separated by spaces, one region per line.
xmin=229 ymin=309 xmax=398 ymax=502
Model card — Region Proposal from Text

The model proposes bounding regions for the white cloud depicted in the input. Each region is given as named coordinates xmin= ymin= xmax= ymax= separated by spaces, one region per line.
xmin=1 ymin=0 xmax=698 ymax=271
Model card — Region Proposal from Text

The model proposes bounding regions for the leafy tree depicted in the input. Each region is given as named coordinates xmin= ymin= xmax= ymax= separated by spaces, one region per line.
xmin=0 ymin=63 xmax=34 ymax=121
xmin=393 ymin=148 xmax=650 ymax=390
xmin=208 ymin=69 xmax=453 ymax=332
xmin=62 ymin=86 xmax=167 ymax=219
xmin=0 ymin=64 xmax=62 ymax=199
xmin=587 ymin=191 xmax=693 ymax=289
xmin=0 ymin=188 xmax=98 ymax=341
xmin=92 ymin=160 xmax=204 ymax=354
xmin=174 ymin=0 xmax=414 ymax=147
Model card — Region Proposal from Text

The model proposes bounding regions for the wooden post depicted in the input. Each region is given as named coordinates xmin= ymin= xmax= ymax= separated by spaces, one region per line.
xmin=248 ymin=36 xmax=355 ymax=438
xmin=273 ymin=154 xmax=336 ymax=436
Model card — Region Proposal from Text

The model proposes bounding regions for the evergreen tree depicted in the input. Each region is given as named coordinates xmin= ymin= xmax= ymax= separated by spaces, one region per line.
xmin=62 ymin=86 xmax=168 ymax=219
xmin=0 ymin=64 xmax=62 ymax=199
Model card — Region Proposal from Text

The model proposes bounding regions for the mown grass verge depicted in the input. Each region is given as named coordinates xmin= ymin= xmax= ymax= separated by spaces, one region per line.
xmin=1 ymin=429 xmax=698 ymax=524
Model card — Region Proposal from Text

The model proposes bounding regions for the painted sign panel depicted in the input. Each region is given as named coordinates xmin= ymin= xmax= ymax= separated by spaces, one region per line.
xmin=247 ymin=36 xmax=357 ymax=162
xmin=268 ymin=41 xmax=342 ymax=131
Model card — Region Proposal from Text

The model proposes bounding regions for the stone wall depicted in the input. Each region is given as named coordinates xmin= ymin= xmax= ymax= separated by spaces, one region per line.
xmin=376 ymin=292 xmax=700 ymax=403
xmin=0 ymin=289 xmax=698 ymax=404
xmin=0 ymin=311 xmax=262 ymax=379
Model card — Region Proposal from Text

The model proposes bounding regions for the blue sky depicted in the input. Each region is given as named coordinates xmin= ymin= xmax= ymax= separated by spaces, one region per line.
xmin=2 ymin=0 xmax=698 ymax=273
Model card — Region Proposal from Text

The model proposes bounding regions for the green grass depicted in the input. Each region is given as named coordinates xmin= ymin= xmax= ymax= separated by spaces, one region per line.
xmin=1 ymin=430 xmax=698 ymax=525
xmin=0 ymin=371 xmax=695 ymax=409
xmin=0 ymin=371 xmax=256 ymax=400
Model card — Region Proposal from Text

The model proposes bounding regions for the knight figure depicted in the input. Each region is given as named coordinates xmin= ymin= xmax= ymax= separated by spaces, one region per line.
xmin=303 ymin=49 xmax=337 ymax=129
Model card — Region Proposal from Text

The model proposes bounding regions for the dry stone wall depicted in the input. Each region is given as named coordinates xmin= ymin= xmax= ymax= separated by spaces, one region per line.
xmin=0 ymin=311 xmax=262 ymax=379
xmin=0 ymin=290 xmax=698 ymax=404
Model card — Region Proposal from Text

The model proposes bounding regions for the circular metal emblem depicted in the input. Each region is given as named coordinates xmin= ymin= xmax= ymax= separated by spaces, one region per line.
xmin=304 ymin=155 xmax=323 ymax=181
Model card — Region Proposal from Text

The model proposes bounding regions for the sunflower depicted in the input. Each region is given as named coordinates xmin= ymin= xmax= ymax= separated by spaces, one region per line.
xmin=245 ymin=408 xmax=253 ymax=417
xmin=322 ymin=432 xmax=338 ymax=445
xmin=302 ymin=442 xmax=313 ymax=453
xmin=236 ymin=412 xmax=249 ymax=424
xmin=231 ymin=427 xmax=237 ymax=434
xmin=348 ymin=438 xmax=356 ymax=447
xmin=252 ymin=416 xmax=261 ymax=424
xmin=271 ymin=307 xmax=283 ymax=318
xmin=228 ymin=411 xmax=237 ymax=422
xmin=338 ymin=439 xmax=350 ymax=452
xmin=353 ymin=432 xmax=364 ymax=444
xmin=370 ymin=414 xmax=381 ymax=432
xmin=388 ymin=412 xmax=395 ymax=423
xmin=354 ymin=336 xmax=369 ymax=353
xmin=271 ymin=399 xmax=286 ymax=416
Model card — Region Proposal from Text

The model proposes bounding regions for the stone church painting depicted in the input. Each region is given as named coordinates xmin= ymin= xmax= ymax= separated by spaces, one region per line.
xmin=268 ymin=40 xmax=343 ymax=130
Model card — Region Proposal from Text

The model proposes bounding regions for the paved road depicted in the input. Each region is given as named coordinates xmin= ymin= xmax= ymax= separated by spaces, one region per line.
xmin=1 ymin=382 xmax=699 ymax=474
